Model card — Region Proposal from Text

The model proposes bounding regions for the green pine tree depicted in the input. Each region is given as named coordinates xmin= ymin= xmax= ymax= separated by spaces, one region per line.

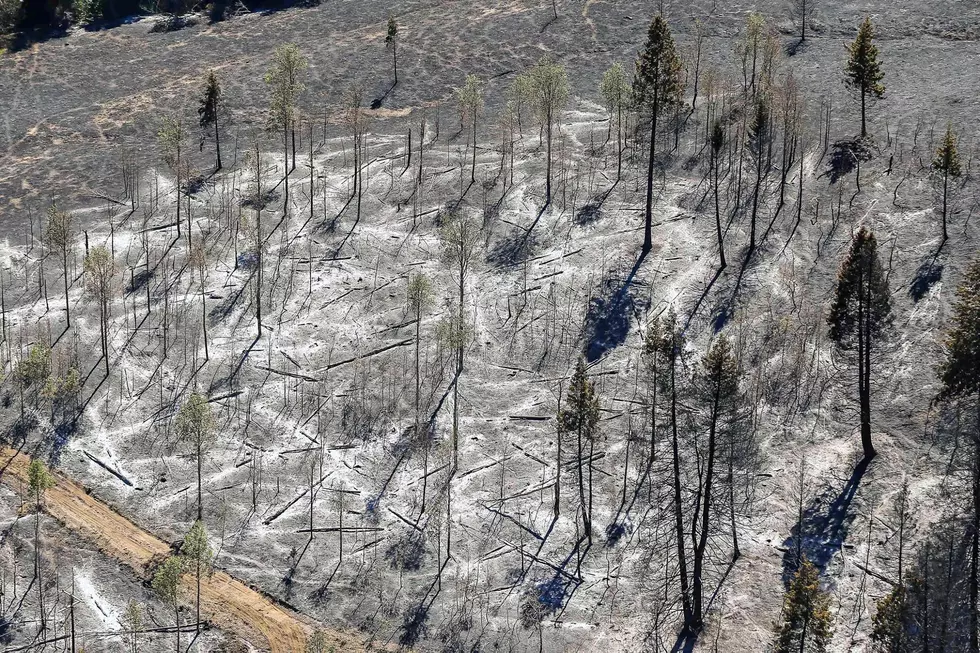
xmin=871 ymin=584 xmax=915 ymax=653
xmin=932 ymin=125 xmax=962 ymax=242
xmin=844 ymin=17 xmax=885 ymax=138
xmin=557 ymin=358 xmax=601 ymax=543
xmin=775 ymin=556 xmax=834 ymax=653
xmin=634 ymin=14 xmax=684 ymax=254
xmin=385 ymin=16 xmax=398 ymax=85
xmin=198 ymin=70 xmax=222 ymax=170
xmin=936 ymin=256 xmax=980 ymax=652
xmin=827 ymin=226 xmax=892 ymax=460
xmin=152 ymin=556 xmax=185 ymax=653
xmin=180 ymin=520 xmax=213 ymax=635
xmin=176 ymin=393 xmax=216 ymax=521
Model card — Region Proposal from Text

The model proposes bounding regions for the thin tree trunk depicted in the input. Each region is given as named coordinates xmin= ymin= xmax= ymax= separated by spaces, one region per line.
xmin=214 ymin=114 xmax=222 ymax=170
xmin=692 ymin=368 xmax=721 ymax=629
xmin=643 ymin=95 xmax=660 ymax=254
xmin=670 ymin=344 xmax=693 ymax=630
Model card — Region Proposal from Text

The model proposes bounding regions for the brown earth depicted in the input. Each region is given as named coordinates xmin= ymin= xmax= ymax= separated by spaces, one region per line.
xmin=0 ymin=445 xmax=365 ymax=653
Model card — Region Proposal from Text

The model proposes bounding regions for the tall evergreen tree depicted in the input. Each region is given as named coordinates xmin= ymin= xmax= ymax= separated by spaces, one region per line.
xmin=634 ymin=15 xmax=684 ymax=254
xmin=691 ymin=335 xmax=743 ymax=628
xmin=152 ymin=556 xmax=185 ymax=653
xmin=937 ymin=257 xmax=980 ymax=653
xmin=386 ymin=16 xmax=399 ymax=85
xmin=644 ymin=310 xmax=694 ymax=630
xmin=180 ymin=520 xmax=213 ymax=636
xmin=44 ymin=204 xmax=74 ymax=327
xmin=932 ymin=125 xmax=962 ymax=242
xmin=775 ymin=556 xmax=834 ymax=653
xmin=600 ymin=62 xmax=632 ymax=181
xmin=265 ymin=44 xmax=307 ymax=217
xmin=828 ymin=226 xmax=892 ymax=460
xmin=528 ymin=57 xmax=569 ymax=205
xmin=176 ymin=392 xmax=216 ymax=521
xmin=844 ymin=17 xmax=885 ymax=138
xmin=198 ymin=70 xmax=222 ymax=170
xmin=557 ymin=358 xmax=601 ymax=545
xmin=454 ymin=74 xmax=484 ymax=184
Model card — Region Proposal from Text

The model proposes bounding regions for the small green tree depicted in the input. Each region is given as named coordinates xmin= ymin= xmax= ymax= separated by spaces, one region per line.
xmin=932 ymin=125 xmax=961 ymax=242
xmin=528 ymin=57 xmax=569 ymax=205
xmin=157 ymin=116 xmax=186 ymax=238
xmin=775 ymin=556 xmax=834 ymax=652
xmin=28 ymin=458 xmax=54 ymax=633
xmin=937 ymin=257 xmax=980 ymax=649
xmin=180 ymin=520 xmax=213 ymax=635
xmin=599 ymin=62 xmax=632 ymax=180
xmin=306 ymin=629 xmax=330 ymax=653
xmin=844 ymin=17 xmax=885 ymax=138
xmin=176 ymin=393 xmax=216 ymax=521
xmin=634 ymin=14 xmax=684 ymax=254
xmin=121 ymin=600 xmax=144 ymax=653
xmin=265 ymin=43 xmax=308 ymax=217
xmin=152 ymin=556 xmax=185 ymax=653
xmin=871 ymin=585 xmax=914 ymax=653
xmin=198 ymin=70 xmax=223 ymax=170
xmin=557 ymin=358 xmax=600 ymax=543
xmin=44 ymin=205 xmax=74 ymax=327
xmin=827 ymin=226 xmax=892 ymax=460
xmin=385 ymin=16 xmax=399 ymax=85
xmin=84 ymin=246 xmax=116 ymax=377
xmin=455 ymin=74 xmax=484 ymax=184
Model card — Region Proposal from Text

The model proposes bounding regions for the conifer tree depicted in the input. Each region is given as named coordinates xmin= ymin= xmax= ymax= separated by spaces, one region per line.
xmin=871 ymin=585 xmax=915 ymax=653
xmin=600 ymin=62 xmax=632 ymax=181
xmin=306 ymin=629 xmax=330 ymax=653
xmin=28 ymin=459 xmax=54 ymax=634
xmin=634 ymin=15 xmax=684 ymax=254
xmin=157 ymin=116 xmax=185 ymax=238
xmin=385 ymin=16 xmax=399 ymax=85
xmin=932 ymin=125 xmax=961 ymax=242
xmin=937 ymin=257 xmax=980 ymax=652
xmin=844 ymin=17 xmax=885 ymax=138
xmin=710 ymin=120 xmax=726 ymax=269
xmin=828 ymin=226 xmax=892 ymax=460
xmin=180 ymin=520 xmax=213 ymax=635
xmin=407 ymin=271 xmax=432 ymax=510
xmin=691 ymin=334 xmax=747 ymax=627
xmin=557 ymin=358 xmax=601 ymax=544
xmin=198 ymin=70 xmax=222 ymax=170
xmin=528 ymin=57 xmax=568 ymax=205
xmin=775 ymin=556 xmax=833 ymax=653
xmin=84 ymin=245 xmax=116 ymax=377
xmin=644 ymin=310 xmax=693 ymax=630
xmin=152 ymin=556 xmax=185 ymax=653
xmin=176 ymin=392 xmax=216 ymax=521
xmin=121 ymin=600 xmax=144 ymax=653
xmin=265 ymin=44 xmax=307 ymax=217
xmin=44 ymin=204 xmax=74 ymax=327
xmin=455 ymin=74 xmax=484 ymax=184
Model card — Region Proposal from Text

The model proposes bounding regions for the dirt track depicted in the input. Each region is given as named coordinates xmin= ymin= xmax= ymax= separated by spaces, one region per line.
xmin=0 ymin=446 xmax=365 ymax=653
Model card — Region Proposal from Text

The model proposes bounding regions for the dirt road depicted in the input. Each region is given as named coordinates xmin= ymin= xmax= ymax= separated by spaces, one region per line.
xmin=0 ymin=446 xmax=364 ymax=653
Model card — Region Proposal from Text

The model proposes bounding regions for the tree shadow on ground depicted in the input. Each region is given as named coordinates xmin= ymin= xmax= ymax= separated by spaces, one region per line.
xmin=781 ymin=457 xmax=870 ymax=585
xmin=486 ymin=227 xmax=538 ymax=269
xmin=584 ymin=250 xmax=650 ymax=363
xmin=909 ymin=241 xmax=946 ymax=302
xmin=821 ymin=139 xmax=873 ymax=185
xmin=574 ymin=183 xmax=617 ymax=226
